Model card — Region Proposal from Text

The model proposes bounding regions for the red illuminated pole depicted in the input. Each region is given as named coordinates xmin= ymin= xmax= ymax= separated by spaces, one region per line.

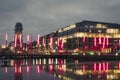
xmin=5 ymin=34 xmax=8 ymax=47
xmin=83 ymin=36 xmax=85 ymax=42
xmin=37 ymin=34 xmax=40 ymax=53
xmin=82 ymin=64 xmax=86 ymax=72
xmin=50 ymin=37 xmax=53 ymax=53
xmin=37 ymin=34 xmax=40 ymax=45
xmin=106 ymin=37 xmax=109 ymax=46
xmin=94 ymin=37 xmax=97 ymax=46
xmin=27 ymin=35 xmax=30 ymax=43
xmin=106 ymin=62 xmax=109 ymax=71
xmin=61 ymin=39 xmax=64 ymax=51
xmin=26 ymin=35 xmax=30 ymax=53
xmin=94 ymin=63 xmax=97 ymax=72
xmin=20 ymin=34 xmax=22 ymax=53
xmin=14 ymin=34 xmax=17 ymax=53
xmin=118 ymin=39 xmax=120 ymax=47
xmin=102 ymin=37 xmax=105 ymax=49
xmin=30 ymin=36 xmax=33 ymax=54
xmin=118 ymin=62 xmax=120 ymax=70
xmin=103 ymin=63 xmax=105 ymax=71
xmin=42 ymin=38 xmax=45 ymax=52
xmin=98 ymin=63 xmax=101 ymax=71
xmin=57 ymin=38 xmax=60 ymax=53
xmin=99 ymin=37 xmax=101 ymax=44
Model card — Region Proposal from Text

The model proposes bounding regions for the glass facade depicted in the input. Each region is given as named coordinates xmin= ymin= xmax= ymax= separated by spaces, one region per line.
xmin=41 ymin=20 xmax=120 ymax=55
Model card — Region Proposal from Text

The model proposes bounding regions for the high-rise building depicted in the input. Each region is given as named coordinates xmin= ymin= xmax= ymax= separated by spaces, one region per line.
xmin=14 ymin=22 xmax=23 ymax=53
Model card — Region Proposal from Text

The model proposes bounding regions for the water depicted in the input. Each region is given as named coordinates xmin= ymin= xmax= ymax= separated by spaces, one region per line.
xmin=0 ymin=58 xmax=120 ymax=80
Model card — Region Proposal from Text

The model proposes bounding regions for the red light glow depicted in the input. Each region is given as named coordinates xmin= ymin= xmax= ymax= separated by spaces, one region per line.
xmin=20 ymin=34 xmax=22 ymax=48
xmin=94 ymin=37 xmax=97 ymax=46
xmin=106 ymin=37 xmax=109 ymax=46
xmin=99 ymin=37 xmax=101 ymax=44
xmin=83 ymin=36 xmax=85 ymax=42
xmin=37 ymin=34 xmax=40 ymax=45
xmin=119 ymin=39 xmax=120 ymax=47
xmin=14 ymin=34 xmax=17 ymax=47
xmin=99 ymin=63 xmax=101 ymax=71
xmin=37 ymin=66 xmax=40 ymax=73
xmin=27 ymin=66 xmax=30 ymax=73
xmin=14 ymin=67 xmax=17 ymax=73
xmin=5 ymin=34 xmax=8 ymax=47
xmin=50 ymin=37 xmax=53 ymax=52
xmin=82 ymin=64 xmax=85 ymax=72
xmin=103 ymin=63 xmax=105 ymax=71
xmin=94 ymin=63 xmax=97 ymax=72
xmin=106 ymin=62 xmax=109 ymax=71
xmin=102 ymin=37 xmax=105 ymax=48
xmin=5 ymin=67 xmax=8 ymax=73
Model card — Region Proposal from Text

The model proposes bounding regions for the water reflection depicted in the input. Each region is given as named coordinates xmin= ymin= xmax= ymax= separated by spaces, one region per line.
xmin=1 ymin=59 xmax=120 ymax=80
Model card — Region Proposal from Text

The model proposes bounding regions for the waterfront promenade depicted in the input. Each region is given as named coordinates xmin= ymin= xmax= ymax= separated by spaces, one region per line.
xmin=0 ymin=53 xmax=120 ymax=61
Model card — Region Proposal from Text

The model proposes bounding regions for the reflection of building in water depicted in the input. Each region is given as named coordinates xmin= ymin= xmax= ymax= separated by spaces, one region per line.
xmin=6 ymin=59 xmax=120 ymax=80
xmin=14 ymin=60 xmax=22 ymax=80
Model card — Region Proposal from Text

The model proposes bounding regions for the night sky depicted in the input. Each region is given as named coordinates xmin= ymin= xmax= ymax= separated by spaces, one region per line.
xmin=0 ymin=0 xmax=120 ymax=44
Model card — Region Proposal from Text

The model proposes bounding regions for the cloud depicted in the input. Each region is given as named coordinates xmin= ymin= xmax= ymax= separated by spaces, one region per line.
xmin=0 ymin=0 xmax=120 ymax=44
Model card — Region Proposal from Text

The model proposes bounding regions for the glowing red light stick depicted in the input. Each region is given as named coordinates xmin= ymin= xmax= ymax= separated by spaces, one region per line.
xmin=37 ymin=34 xmax=40 ymax=45
xmin=27 ymin=35 xmax=30 ymax=43
xmin=94 ymin=37 xmax=97 ymax=46
xmin=14 ymin=34 xmax=17 ymax=47
xmin=5 ymin=34 xmax=8 ymax=47
xmin=94 ymin=63 xmax=97 ymax=72
xmin=99 ymin=37 xmax=101 ymax=44
xmin=99 ymin=63 xmax=101 ymax=71
xmin=119 ymin=39 xmax=120 ymax=47
xmin=102 ymin=37 xmax=105 ymax=48
xmin=20 ymin=34 xmax=22 ymax=48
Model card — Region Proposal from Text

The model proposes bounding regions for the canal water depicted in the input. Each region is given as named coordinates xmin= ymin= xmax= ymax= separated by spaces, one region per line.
xmin=0 ymin=58 xmax=120 ymax=80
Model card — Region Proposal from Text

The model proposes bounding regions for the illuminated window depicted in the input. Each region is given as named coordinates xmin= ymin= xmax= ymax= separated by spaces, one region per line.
xmin=98 ymin=30 xmax=101 ymax=33
xmin=96 ymin=24 xmax=107 ymax=28
xmin=106 ymin=29 xmax=119 ymax=33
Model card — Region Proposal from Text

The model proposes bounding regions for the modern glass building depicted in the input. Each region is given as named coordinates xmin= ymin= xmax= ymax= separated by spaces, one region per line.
xmin=41 ymin=20 xmax=120 ymax=55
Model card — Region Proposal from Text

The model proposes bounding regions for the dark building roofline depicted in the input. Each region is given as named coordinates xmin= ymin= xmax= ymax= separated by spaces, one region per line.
xmin=75 ymin=20 xmax=120 ymax=29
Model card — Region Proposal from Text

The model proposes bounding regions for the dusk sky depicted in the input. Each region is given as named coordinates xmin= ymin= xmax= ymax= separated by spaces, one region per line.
xmin=0 ymin=0 xmax=120 ymax=44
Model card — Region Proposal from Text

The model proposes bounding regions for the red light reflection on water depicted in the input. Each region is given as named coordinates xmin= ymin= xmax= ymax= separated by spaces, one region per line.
xmin=37 ymin=65 xmax=40 ymax=73
xmin=19 ymin=66 xmax=22 ymax=73
xmin=82 ymin=64 xmax=86 ymax=72
xmin=94 ymin=63 xmax=97 ymax=72
xmin=93 ymin=62 xmax=109 ymax=71
xmin=5 ymin=67 xmax=8 ymax=73
xmin=26 ymin=66 xmax=30 ymax=73
xmin=42 ymin=65 xmax=45 ymax=70
xmin=49 ymin=65 xmax=53 ymax=73
xmin=14 ymin=66 xmax=17 ymax=73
